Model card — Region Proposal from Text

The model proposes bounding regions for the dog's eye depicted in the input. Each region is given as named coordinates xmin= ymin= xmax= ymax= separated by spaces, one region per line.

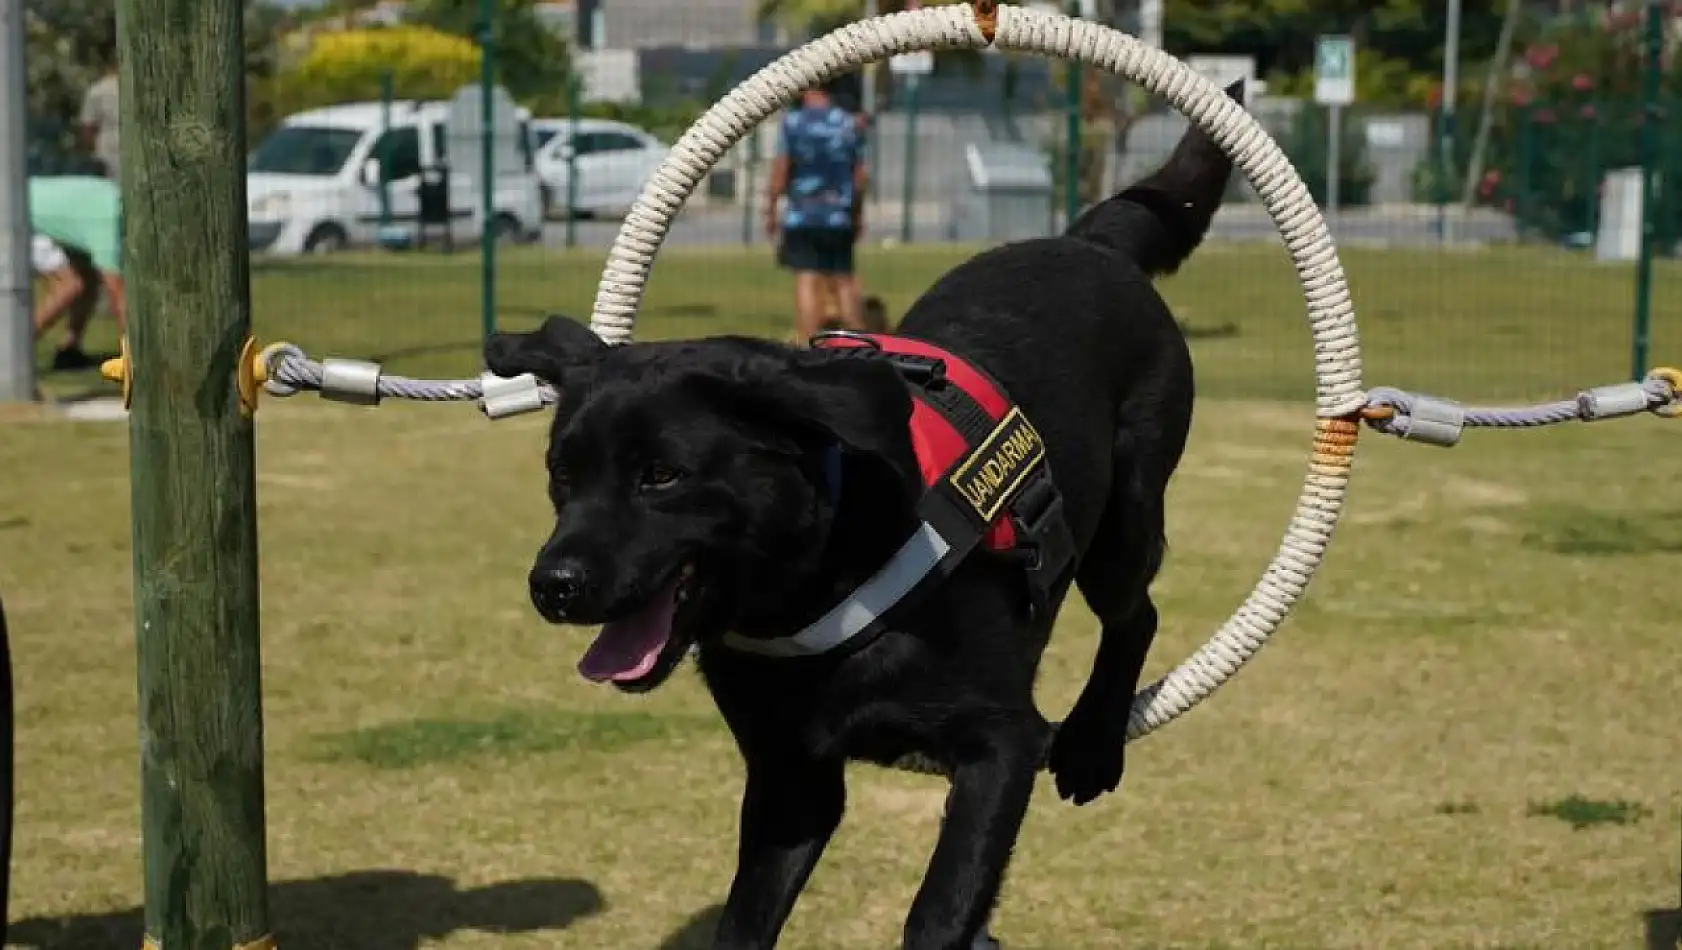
xmin=639 ymin=463 xmax=685 ymax=491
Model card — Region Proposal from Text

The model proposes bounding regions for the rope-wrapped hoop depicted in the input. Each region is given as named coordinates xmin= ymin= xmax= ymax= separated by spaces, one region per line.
xmin=588 ymin=1 xmax=1365 ymax=747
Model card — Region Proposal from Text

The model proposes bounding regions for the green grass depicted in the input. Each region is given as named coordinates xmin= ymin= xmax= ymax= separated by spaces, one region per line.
xmin=37 ymin=237 xmax=1682 ymax=405
xmin=309 ymin=709 xmax=709 ymax=770
xmin=6 ymin=240 xmax=1680 ymax=949
xmin=1527 ymin=796 xmax=1655 ymax=831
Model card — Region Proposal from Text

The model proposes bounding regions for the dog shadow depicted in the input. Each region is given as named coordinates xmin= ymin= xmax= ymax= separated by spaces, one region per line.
xmin=656 ymin=903 xmax=724 ymax=949
xmin=7 ymin=869 xmax=604 ymax=950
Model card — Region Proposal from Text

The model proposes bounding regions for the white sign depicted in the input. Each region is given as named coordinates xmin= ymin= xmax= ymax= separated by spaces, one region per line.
xmin=1596 ymin=167 xmax=1643 ymax=262
xmin=1364 ymin=118 xmax=1406 ymax=149
xmin=1314 ymin=34 xmax=1355 ymax=106
xmin=576 ymin=48 xmax=641 ymax=104
xmin=890 ymin=50 xmax=934 ymax=76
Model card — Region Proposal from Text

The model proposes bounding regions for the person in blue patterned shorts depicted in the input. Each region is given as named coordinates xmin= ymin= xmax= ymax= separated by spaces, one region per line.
xmin=763 ymin=80 xmax=870 ymax=343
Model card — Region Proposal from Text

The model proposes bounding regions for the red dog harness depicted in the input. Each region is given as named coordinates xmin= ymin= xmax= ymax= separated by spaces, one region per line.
xmin=721 ymin=331 xmax=1075 ymax=658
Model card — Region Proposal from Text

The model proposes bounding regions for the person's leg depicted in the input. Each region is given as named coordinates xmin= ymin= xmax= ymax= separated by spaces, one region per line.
xmin=817 ymin=276 xmax=844 ymax=331
xmin=782 ymin=228 xmax=831 ymax=345
xmin=826 ymin=231 xmax=865 ymax=330
xmin=32 ymin=245 xmax=104 ymax=369
xmin=31 ymin=269 xmax=86 ymax=338
xmin=28 ymin=236 xmax=80 ymax=337
xmin=99 ymin=271 xmax=127 ymax=338
xmin=77 ymin=190 xmax=126 ymax=342
xmin=793 ymin=271 xmax=827 ymax=344
xmin=56 ymin=250 xmax=103 ymax=351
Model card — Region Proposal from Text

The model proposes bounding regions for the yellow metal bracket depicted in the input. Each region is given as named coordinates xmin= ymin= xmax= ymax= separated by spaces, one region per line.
xmin=236 ymin=338 xmax=270 ymax=418
xmin=1652 ymin=367 xmax=1681 ymax=418
xmin=99 ymin=337 xmax=133 ymax=409
xmin=100 ymin=337 xmax=274 ymax=418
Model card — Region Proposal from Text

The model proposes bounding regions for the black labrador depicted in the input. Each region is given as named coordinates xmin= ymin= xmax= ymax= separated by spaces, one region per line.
xmin=488 ymin=83 xmax=1244 ymax=950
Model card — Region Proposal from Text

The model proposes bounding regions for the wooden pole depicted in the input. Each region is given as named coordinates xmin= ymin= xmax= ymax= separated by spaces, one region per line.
xmin=117 ymin=0 xmax=272 ymax=945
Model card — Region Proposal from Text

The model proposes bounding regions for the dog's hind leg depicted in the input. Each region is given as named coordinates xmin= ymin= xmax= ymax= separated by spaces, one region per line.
xmin=902 ymin=716 xmax=1048 ymax=950
xmin=1047 ymin=434 xmax=1169 ymax=806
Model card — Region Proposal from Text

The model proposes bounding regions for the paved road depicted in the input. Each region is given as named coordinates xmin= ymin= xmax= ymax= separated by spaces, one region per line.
xmin=539 ymin=205 xmax=1520 ymax=252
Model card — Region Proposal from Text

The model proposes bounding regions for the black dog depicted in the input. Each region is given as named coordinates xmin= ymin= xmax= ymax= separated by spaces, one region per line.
xmin=488 ymin=83 xmax=1243 ymax=950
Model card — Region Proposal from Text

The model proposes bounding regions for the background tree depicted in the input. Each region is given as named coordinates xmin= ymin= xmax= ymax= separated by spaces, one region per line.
xmin=1462 ymin=6 xmax=1682 ymax=243
xmin=22 ymin=0 xmax=114 ymax=171
xmin=405 ymin=0 xmax=574 ymax=113
xmin=1163 ymin=0 xmax=1510 ymax=92
xmin=25 ymin=0 xmax=302 ymax=166
xmin=258 ymin=24 xmax=485 ymax=119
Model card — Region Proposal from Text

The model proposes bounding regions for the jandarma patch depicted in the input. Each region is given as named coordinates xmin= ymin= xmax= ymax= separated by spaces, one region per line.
xmin=948 ymin=407 xmax=1045 ymax=522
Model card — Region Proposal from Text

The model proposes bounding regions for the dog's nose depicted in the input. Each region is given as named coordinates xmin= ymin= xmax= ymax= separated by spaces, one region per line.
xmin=530 ymin=562 xmax=587 ymax=619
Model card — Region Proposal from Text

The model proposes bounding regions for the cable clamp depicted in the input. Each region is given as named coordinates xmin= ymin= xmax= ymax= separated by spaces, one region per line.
xmin=479 ymin=372 xmax=547 ymax=419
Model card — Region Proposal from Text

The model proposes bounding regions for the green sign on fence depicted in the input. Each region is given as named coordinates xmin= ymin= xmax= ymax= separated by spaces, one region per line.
xmin=1314 ymin=35 xmax=1355 ymax=106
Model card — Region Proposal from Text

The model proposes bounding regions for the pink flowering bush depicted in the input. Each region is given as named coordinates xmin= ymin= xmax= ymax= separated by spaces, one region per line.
xmin=1424 ymin=5 xmax=1682 ymax=244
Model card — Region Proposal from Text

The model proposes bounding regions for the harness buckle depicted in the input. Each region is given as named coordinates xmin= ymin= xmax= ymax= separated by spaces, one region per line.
xmin=1010 ymin=476 xmax=1074 ymax=587
xmin=887 ymin=353 xmax=947 ymax=386
xmin=1013 ymin=476 xmax=1060 ymax=536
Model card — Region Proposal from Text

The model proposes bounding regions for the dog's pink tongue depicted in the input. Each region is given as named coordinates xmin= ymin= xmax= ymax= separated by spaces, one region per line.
xmin=578 ymin=579 xmax=679 ymax=683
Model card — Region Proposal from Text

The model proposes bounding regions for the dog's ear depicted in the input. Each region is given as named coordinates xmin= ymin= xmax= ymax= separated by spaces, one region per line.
xmin=484 ymin=313 xmax=606 ymax=382
xmin=723 ymin=348 xmax=922 ymax=498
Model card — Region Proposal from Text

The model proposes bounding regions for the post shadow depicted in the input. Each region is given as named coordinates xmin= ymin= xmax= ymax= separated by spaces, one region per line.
xmin=7 ymin=870 xmax=603 ymax=950
xmin=1647 ymin=908 xmax=1680 ymax=950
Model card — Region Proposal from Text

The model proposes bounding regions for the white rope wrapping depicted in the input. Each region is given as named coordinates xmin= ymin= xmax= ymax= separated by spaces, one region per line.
xmin=587 ymin=2 xmax=1364 ymax=747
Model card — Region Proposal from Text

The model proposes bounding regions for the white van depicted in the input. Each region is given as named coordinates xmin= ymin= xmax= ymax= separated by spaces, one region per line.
xmin=246 ymin=99 xmax=545 ymax=255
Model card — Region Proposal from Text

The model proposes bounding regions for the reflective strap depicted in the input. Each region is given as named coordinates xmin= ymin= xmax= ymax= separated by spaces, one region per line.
xmin=721 ymin=521 xmax=953 ymax=658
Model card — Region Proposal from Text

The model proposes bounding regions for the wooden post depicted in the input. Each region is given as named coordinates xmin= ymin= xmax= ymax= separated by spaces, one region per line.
xmin=117 ymin=0 xmax=272 ymax=946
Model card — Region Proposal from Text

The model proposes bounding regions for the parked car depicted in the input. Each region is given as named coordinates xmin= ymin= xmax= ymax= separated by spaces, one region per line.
xmin=530 ymin=117 xmax=667 ymax=219
xmin=247 ymin=99 xmax=545 ymax=255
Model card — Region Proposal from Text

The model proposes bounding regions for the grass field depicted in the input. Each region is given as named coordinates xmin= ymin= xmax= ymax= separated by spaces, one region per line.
xmin=4 ymin=241 xmax=1680 ymax=949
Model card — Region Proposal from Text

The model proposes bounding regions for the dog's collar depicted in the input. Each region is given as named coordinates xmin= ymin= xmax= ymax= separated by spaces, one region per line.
xmin=720 ymin=442 xmax=918 ymax=658
xmin=720 ymin=520 xmax=954 ymax=658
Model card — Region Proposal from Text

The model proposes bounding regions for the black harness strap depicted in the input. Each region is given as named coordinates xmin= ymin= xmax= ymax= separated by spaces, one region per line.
xmin=904 ymin=359 xmax=1075 ymax=620
xmin=817 ymin=333 xmax=1076 ymax=612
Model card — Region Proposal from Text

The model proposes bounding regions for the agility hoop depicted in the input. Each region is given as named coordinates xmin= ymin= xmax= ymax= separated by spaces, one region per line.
xmin=583 ymin=0 xmax=1364 ymax=747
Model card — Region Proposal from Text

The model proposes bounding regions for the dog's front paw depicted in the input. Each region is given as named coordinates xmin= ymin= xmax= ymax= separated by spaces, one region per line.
xmin=1047 ymin=707 xmax=1127 ymax=805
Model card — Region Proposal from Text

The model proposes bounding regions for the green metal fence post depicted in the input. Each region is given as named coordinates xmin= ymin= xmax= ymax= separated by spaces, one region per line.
xmin=1434 ymin=104 xmax=1455 ymax=230
xmin=741 ymin=126 xmax=760 ymax=246
xmin=1515 ymin=104 xmax=1534 ymax=239
xmin=477 ymin=0 xmax=498 ymax=345
xmin=378 ymin=70 xmax=393 ymax=236
xmin=119 ymin=0 xmax=272 ymax=943
xmin=900 ymin=74 xmax=921 ymax=245
xmin=566 ymin=71 xmax=580 ymax=249
xmin=1632 ymin=0 xmax=1664 ymax=381
xmin=1064 ymin=3 xmax=1082 ymax=228
xmin=1583 ymin=103 xmax=1601 ymax=237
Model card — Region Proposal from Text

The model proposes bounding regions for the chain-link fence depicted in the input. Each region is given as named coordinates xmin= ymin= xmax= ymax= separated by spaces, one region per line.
xmin=20 ymin=6 xmax=1678 ymax=411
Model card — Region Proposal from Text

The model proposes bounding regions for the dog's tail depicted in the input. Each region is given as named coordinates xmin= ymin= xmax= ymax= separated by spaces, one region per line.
xmin=1064 ymin=79 xmax=1245 ymax=277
